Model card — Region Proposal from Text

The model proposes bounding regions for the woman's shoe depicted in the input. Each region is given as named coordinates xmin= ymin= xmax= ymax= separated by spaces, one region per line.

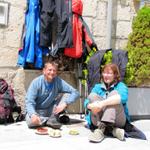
xmin=112 ymin=127 xmax=125 ymax=141
xmin=88 ymin=129 xmax=105 ymax=143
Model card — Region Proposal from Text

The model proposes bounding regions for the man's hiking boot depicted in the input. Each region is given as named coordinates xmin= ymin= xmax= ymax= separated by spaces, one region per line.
xmin=46 ymin=115 xmax=62 ymax=129
xmin=89 ymin=122 xmax=106 ymax=143
xmin=112 ymin=127 xmax=125 ymax=141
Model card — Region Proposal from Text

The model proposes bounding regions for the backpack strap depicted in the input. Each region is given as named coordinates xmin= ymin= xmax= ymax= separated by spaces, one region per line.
xmin=0 ymin=79 xmax=8 ymax=94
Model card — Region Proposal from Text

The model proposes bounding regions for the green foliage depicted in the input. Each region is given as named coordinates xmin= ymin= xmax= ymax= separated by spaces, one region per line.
xmin=125 ymin=6 xmax=150 ymax=87
xmin=82 ymin=47 xmax=97 ymax=86
xmin=103 ymin=51 xmax=112 ymax=64
xmin=101 ymin=50 xmax=112 ymax=69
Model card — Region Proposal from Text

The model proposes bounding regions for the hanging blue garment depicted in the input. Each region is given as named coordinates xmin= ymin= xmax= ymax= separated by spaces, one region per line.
xmin=17 ymin=0 xmax=48 ymax=68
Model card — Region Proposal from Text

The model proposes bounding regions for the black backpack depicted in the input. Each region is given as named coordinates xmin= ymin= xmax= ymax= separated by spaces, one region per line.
xmin=0 ymin=78 xmax=24 ymax=124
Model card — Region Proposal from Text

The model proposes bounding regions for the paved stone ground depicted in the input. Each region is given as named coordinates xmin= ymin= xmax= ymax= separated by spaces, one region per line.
xmin=0 ymin=115 xmax=150 ymax=150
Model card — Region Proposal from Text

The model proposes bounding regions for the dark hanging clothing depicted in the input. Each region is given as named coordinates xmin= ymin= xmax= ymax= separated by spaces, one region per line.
xmin=39 ymin=0 xmax=73 ymax=48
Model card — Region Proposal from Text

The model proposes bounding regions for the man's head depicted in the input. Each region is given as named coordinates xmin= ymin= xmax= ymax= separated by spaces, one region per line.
xmin=43 ymin=61 xmax=58 ymax=82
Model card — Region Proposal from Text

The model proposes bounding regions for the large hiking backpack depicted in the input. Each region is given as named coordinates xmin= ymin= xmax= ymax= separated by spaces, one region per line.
xmin=87 ymin=49 xmax=128 ymax=92
xmin=0 ymin=79 xmax=23 ymax=124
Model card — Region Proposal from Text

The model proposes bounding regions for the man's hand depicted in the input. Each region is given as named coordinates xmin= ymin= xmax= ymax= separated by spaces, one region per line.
xmin=31 ymin=114 xmax=41 ymax=125
xmin=53 ymin=102 xmax=67 ymax=115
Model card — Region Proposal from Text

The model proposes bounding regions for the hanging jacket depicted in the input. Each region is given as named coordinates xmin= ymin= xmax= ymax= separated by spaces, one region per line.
xmin=64 ymin=0 xmax=94 ymax=58
xmin=17 ymin=0 xmax=49 ymax=68
xmin=39 ymin=0 xmax=73 ymax=48
xmin=87 ymin=49 xmax=128 ymax=92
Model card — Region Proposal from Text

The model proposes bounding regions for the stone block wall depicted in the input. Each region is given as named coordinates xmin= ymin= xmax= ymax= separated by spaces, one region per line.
xmin=0 ymin=0 xmax=26 ymax=66
xmin=0 ymin=0 xmax=141 ymax=113
xmin=82 ymin=0 xmax=138 ymax=49
xmin=0 ymin=0 xmax=141 ymax=66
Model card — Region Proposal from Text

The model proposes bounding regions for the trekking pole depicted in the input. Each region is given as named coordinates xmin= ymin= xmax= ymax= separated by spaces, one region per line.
xmin=77 ymin=63 xmax=84 ymax=119
xmin=82 ymin=69 xmax=89 ymax=118
xmin=79 ymin=77 xmax=84 ymax=119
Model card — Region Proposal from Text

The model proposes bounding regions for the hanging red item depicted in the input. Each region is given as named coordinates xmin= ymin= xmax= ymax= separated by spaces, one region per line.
xmin=64 ymin=0 xmax=93 ymax=58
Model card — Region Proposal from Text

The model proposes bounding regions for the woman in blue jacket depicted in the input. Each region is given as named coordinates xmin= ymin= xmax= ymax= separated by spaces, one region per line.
xmin=85 ymin=63 xmax=130 ymax=143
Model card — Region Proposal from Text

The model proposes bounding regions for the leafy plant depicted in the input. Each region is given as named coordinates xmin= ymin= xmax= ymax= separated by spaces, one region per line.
xmin=100 ymin=50 xmax=112 ymax=70
xmin=124 ymin=6 xmax=150 ymax=87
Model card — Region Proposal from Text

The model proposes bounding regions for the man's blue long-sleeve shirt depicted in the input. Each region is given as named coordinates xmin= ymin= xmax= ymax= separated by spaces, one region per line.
xmin=25 ymin=75 xmax=79 ymax=117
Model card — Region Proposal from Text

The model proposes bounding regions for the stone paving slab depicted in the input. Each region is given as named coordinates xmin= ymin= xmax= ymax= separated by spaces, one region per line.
xmin=0 ymin=115 xmax=150 ymax=150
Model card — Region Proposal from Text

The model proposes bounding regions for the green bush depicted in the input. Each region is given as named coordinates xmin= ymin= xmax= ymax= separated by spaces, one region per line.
xmin=125 ymin=6 xmax=150 ymax=87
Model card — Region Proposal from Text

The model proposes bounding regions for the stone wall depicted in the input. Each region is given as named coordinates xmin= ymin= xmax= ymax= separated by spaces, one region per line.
xmin=82 ymin=0 xmax=138 ymax=49
xmin=0 ymin=0 xmax=141 ymax=113
xmin=0 ymin=0 xmax=140 ymax=66
xmin=0 ymin=0 xmax=26 ymax=66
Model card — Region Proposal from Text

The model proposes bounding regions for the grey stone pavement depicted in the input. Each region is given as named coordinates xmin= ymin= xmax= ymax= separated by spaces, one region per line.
xmin=0 ymin=115 xmax=150 ymax=150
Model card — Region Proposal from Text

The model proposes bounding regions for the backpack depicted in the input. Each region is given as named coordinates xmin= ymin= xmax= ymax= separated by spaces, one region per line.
xmin=64 ymin=0 xmax=94 ymax=58
xmin=87 ymin=49 xmax=128 ymax=92
xmin=0 ymin=78 xmax=23 ymax=124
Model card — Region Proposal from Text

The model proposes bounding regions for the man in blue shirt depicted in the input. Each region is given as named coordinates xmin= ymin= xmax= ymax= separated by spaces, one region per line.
xmin=25 ymin=61 xmax=79 ymax=128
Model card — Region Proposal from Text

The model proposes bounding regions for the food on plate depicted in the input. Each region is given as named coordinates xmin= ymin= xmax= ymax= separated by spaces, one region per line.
xmin=35 ymin=127 xmax=48 ymax=135
xmin=69 ymin=129 xmax=79 ymax=135
xmin=48 ymin=128 xmax=61 ymax=138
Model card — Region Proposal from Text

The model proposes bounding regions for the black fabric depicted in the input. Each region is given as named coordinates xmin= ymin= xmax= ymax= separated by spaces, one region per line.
xmin=58 ymin=114 xmax=70 ymax=124
xmin=46 ymin=114 xmax=62 ymax=129
xmin=39 ymin=0 xmax=55 ymax=47
xmin=124 ymin=121 xmax=147 ymax=140
xmin=39 ymin=0 xmax=73 ymax=48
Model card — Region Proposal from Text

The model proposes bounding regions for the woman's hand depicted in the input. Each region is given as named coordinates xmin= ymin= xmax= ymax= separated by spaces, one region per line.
xmin=87 ymin=101 xmax=104 ymax=115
